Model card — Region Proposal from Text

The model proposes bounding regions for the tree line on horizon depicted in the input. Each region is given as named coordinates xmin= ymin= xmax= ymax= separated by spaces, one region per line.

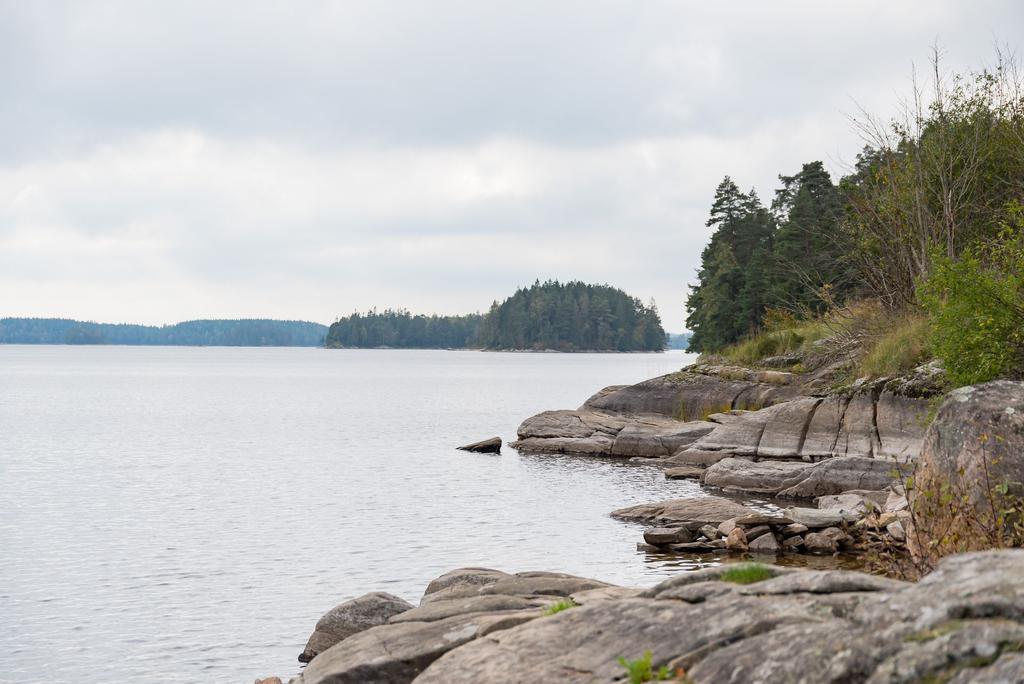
xmin=0 ymin=318 xmax=328 ymax=347
xmin=325 ymin=280 xmax=668 ymax=351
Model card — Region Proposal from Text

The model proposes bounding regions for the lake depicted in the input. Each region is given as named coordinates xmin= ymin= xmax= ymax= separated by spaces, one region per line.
xmin=0 ymin=345 xmax=737 ymax=683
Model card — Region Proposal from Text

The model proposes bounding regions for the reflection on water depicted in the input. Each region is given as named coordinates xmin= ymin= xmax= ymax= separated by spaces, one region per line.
xmin=0 ymin=346 xmax=856 ymax=684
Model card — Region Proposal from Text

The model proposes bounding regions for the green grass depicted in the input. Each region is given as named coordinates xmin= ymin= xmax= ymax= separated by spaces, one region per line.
xmin=719 ymin=321 xmax=830 ymax=367
xmin=718 ymin=562 xmax=775 ymax=585
xmin=542 ymin=598 xmax=578 ymax=615
xmin=858 ymin=313 xmax=930 ymax=378
xmin=617 ymin=651 xmax=674 ymax=683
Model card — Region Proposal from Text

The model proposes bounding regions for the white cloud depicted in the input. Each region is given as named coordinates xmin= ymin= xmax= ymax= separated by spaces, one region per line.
xmin=1 ymin=1 xmax=1021 ymax=329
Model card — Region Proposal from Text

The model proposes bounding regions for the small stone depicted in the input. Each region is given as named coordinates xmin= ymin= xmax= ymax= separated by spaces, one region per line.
xmin=804 ymin=527 xmax=849 ymax=554
xmin=699 ymin=524 xmax=720 ymax=541
xmin=717 ymin=518 xmax=738 ymax=537
xmin=668 ymin=541 xmax=718 ymax=552
xmin=255 ymin=678 xmax=282 ymax=684
xmin=877 ymin=512 xmax=897 ymax=527
xmin=636 ymin=543 xmax=664 ymax=553
xmin=748 ymin=532 xmax=781 ymax=554
xmin=783 ymin=523 xmax=808 ymax=536
xmin=743 ymin=525 xmax=771 ymax=541
xmin=725 ymin=527 xmax=748 ymax=551
xmin=782 ymin=535 xmax=804 ymax=550
xmin=710 ymin=539 xmax=727 ymax=548
xmin=886 ymin=521 xmax=906 ymax=541
xmin=643 ymin=527 xmax=692 ymax=545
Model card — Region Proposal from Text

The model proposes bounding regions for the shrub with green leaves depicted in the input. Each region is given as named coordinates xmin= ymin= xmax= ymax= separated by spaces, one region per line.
xmin=617 ymin=651 xmax=673 ymax=683
xmin=542 ymin=598 xmax=577 ymax=615
xmin=918 ymin=206 xmax=1024 ymax=386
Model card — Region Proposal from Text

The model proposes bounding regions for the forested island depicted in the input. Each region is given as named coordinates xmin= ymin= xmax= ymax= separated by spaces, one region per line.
xmin=325 ymin=280 xmax=667 ymax=352
xmin=0 ymin=318 xmax=328 ymax=347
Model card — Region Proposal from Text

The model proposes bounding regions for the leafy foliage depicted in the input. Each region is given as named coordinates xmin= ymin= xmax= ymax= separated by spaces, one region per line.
xmin=542 ymin=598 xmax=578 ymax=615
xmin=918 ymin=207 xmax=1024 ymax=385
xmin=617 ymin=651 xmax=674 ymax=683
xmin=0 ymin=318 xmax=327 ymax=346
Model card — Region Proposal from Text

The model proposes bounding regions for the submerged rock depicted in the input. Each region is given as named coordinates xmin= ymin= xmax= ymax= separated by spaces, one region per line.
xmin=456 ymin=437 xmax=502 ymax=453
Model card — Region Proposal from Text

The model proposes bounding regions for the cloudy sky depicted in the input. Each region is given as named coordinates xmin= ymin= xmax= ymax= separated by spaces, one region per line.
xmin=1 ymin=1 xmax=1021 ymax=330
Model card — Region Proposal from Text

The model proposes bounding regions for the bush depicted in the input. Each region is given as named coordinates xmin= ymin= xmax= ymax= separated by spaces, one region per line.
xmin=542 ymin=598 xmax=577 ymax=615
xmin=918 ymin=207 xmax=1024 ymax=386
xmin=617 ymin=651 xmax=675 ymax=683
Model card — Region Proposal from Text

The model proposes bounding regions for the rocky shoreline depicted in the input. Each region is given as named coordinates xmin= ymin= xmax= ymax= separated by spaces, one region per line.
xmin=263 ymin=362 xmax=1024 ymax=683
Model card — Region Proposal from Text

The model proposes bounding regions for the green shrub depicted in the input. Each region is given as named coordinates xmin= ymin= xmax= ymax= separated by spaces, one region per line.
xmin=718 ymin=562 xmax=774 ymax=585
xmin=918 ymin=207 xmax=1024 ymax=386
xmin=542 ymin=598 xmax=578 ymax=615
xmin=617 ymin=651 xmax=673 ymax=683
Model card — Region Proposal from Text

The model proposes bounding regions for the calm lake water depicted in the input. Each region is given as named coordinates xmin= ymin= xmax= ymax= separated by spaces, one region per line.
xmin=1 ymin=345 xmax=733 ymax=683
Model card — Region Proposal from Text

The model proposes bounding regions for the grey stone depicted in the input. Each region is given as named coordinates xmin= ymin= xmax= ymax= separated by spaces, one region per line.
xmin=457 ymin=437 xmax=502 ymax=453
xmin=733 ymin=512 xmax=794 ymax=526
xmin=664 ymin=448 xmax=734 ymax=467
xmin=804 ymin=527 xmax=849 ymax=554
xmin=389 ymin=595 xmax=550 ymax=624
xmin=909 ymin=381 xmax=1024 ymax=560
xmin=702 ymin=457 xmax=811 ymax=495
xmin=776 ymin=456 xmax=900 ymax=498
xmin=299 ymin=592 xmax=413 ymax=663
xmin=742 ymin=525 xmax=771 ymax=541
xmin=699 ymin=524 xmax=720 ymax=541
xmin=886 ymin=520 xmax=906 ymax=542
xmin=611 ymin=496 xmax=757 ymax=526
xmin=747 ymin=532 xmax=780 ymax=554
xmin=756 ymin=398 xmax=822 ymax=458
xmin=785 ymin=507 xmax=860 ymax=528
xmin=642 ymin=527 xmax=692 ymax=545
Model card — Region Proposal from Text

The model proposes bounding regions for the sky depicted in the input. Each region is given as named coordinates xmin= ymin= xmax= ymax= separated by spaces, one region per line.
xmin=1 ymin=2 xmax=1022 ymax=331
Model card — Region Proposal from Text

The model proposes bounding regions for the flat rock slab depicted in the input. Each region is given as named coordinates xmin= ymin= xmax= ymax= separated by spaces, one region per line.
xmin=776 ymin=456 xmax=901 ymax=498
xmin=664 ymin=465 xmax=704 ymax=479
xmin=785 ymin=507 xmax=861 ymax=528
xmin=390 ymin=595 xmax=551 ymax=623
xmin=611 ymin=496 xmax=757 ymax=526
xmin=702 ymin=457 xmax=810 ymax=495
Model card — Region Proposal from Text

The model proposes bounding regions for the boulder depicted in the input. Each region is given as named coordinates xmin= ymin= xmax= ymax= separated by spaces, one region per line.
xmin=747 ymin=532 xmax=780 ymax=554
xmin=803 ymin=527 xmax=849 ymax=554
xmin=611 ymin=496 xmax=757 ymax=527
xmin=909 ymin=381 xmax=1024 ymax=562
xmin=702 ymin=457 xmax=810 ymax=495
xmin=776 ymin=456 xmax=901 ymax=498
xmin=299 ymin=592 xmax=414 ymax=663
